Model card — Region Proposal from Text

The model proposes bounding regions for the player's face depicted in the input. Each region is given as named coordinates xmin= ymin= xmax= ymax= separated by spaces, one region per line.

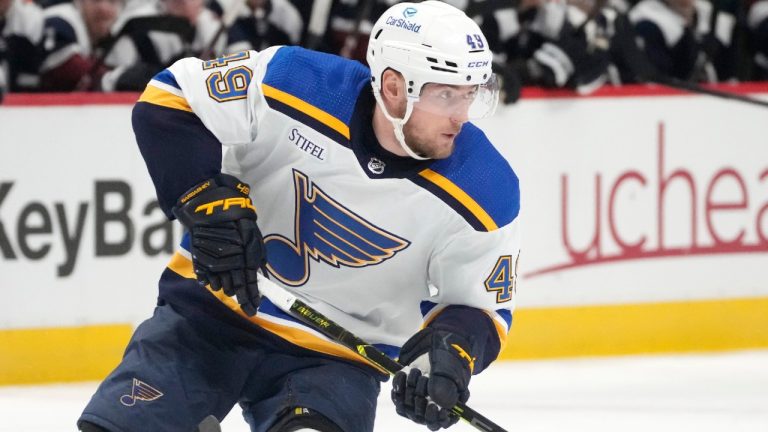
xmin=403 ymin=83 xmax=474 ymax=159
xmin=79 ymin=0 xmax=121 ymax=41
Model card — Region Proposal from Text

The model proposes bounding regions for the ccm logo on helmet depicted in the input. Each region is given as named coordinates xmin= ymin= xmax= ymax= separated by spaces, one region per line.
xmin=468 ymin=61 xmax=489 ymax=68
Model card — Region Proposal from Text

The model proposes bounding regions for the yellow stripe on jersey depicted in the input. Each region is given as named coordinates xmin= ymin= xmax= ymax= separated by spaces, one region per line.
xmin=138 ymin=85 xmax=192 ymax=112
xmin=261 ymin=84 xmax=350 ymax=140
xmin=418 ymin=169 xmax=498 ymax=231
xmin=166 ymin=252 xmax=388 ymax=373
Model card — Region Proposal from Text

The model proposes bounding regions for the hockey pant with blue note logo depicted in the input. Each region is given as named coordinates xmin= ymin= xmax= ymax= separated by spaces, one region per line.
xmin=78 ymin=302 xmax=382 ymax=432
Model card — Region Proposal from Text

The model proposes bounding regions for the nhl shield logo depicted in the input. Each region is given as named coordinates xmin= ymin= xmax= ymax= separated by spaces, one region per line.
xmin=120 ymin=378 xmax=164 ymax=406
xmin=367 ymin=157 xmax=386 ymax=174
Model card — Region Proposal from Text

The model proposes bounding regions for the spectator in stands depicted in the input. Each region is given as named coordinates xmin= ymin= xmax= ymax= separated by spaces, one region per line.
xmin=100 ymin=0 xmax=223 ymax=90
xmin=224 ymin=0 xmax=303 ymax=54
xmin=35 ymin=0 xmax=70 ymax=11
xmin=476 ymin=0 xmax=611 ymax=95
xmin=459 ymin=0 xmax=523 ymax=102
xmin=39 ymin=0 xmax=123 ymax=91
xmin=324 ymin=0 xmax=392 ymax=61
xmin=1 ymin=0 xmax=44 ymax=97
xmin=628 ymin=0 xmax=738 ymax=82
xmin=748 ymin=0 xmax=768 ymax=79
xmin=560 ymin=0 xmax=657 ymax=85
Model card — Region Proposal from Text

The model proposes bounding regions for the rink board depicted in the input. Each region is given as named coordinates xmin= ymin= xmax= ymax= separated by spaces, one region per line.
xmin=1 ymin=84 xmax=767 ymax=384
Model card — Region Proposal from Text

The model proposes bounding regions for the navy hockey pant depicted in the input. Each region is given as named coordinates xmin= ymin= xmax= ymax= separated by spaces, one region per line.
xmin=78 ymin=303 xmax=380 ymax=432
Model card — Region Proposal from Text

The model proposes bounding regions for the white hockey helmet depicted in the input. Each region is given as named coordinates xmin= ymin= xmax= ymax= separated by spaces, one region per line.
xmin=367 ymin=1 xmax=499 ymax=159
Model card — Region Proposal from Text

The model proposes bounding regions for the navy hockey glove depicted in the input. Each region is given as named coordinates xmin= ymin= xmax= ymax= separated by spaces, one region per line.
xmin=172 ymin=174 xmax=267 ymax=316
xmin=392 ymin=328 xmax=473 ymax=430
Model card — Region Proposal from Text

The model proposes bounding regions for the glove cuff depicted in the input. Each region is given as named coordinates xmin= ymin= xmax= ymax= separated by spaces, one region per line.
xmin=172 ymin=174 xmax=256 ymax=227
xmin=176 ymin=173 xmax=250 ymax=207
xmin=399 ymin=327 xmax=475 ymax=377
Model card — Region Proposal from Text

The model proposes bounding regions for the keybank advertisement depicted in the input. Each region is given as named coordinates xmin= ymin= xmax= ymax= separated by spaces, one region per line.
xmin=0 ymin=105 xmax=182 ymax=329
xmin=2 ymin=91 xmax=767 ymax=330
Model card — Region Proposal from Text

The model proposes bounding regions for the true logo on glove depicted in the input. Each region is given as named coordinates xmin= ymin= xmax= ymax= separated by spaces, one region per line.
xmin=194 ymin=197 xmax=256 ymax=215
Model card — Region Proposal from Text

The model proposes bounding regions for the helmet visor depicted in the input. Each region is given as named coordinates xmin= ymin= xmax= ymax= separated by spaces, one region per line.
xmin=413 ymin=74 xmax=500 ymax=120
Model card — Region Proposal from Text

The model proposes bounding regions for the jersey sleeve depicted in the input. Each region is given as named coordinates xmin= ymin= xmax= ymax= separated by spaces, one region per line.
xmin=152 ymin=49 xmax=267 ymax=146
xmin=423 ymin=187 xmax=521 ymax=373
xmin=132 ymin=47 xmax=280 ymax=217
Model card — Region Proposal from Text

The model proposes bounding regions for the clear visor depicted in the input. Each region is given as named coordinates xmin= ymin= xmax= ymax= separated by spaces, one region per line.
xmin=412 ymin=74 xmax=500 ymax=120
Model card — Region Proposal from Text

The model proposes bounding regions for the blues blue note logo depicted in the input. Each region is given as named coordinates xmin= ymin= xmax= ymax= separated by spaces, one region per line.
xmin=120 ymin=378 xmax=164 ymax=406
xmin=265 ymin=170 xmax=410 ymax=286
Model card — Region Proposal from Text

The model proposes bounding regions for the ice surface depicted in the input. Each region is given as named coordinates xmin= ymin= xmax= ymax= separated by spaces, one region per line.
xmin=2 ymin=351 xmax=766 ymax=431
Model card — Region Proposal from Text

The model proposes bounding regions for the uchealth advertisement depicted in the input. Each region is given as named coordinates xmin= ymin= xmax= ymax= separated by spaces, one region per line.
xmin=479 ymin=93 xmax=768 ymax=307
xmin=1 ymin=88 xmax=767 ymax=384
xmin=478 ymin=91 xmax=768 ymax=360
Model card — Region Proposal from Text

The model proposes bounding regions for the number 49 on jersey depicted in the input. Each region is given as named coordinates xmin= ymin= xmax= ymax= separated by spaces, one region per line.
xmin=484 ymin=255 xmax=518 ymax=303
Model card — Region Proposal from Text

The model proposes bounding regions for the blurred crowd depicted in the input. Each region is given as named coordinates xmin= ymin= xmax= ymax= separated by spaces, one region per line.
xmin=0 ymin=0 xmax=766 ymax=101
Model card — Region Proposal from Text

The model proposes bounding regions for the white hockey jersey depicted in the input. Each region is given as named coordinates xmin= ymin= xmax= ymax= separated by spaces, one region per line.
xmin=136 ymin=46 xmax=520 ymax=371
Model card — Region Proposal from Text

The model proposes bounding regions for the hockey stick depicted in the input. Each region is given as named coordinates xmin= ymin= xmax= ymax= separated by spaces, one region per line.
xmin=651 ymin=76 xmax=768 ymax=109
xmin=257 ymin=275 xmax=509 ymax=432
xmin=606 ymin=14 xmax=768 ymax=110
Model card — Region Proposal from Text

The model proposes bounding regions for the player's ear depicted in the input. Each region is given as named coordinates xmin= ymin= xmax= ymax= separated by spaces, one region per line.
xmin=381 ymin=69 xmax=404 ymax=101
xmin=380 ymin=69 xmax=406 ymax=116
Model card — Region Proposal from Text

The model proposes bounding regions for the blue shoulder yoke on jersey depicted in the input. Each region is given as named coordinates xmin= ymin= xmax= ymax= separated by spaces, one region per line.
xmin=411 ymin=123 xmax=520 ymax=232
xmin=261 ymin=46 xmax=371 ymax=147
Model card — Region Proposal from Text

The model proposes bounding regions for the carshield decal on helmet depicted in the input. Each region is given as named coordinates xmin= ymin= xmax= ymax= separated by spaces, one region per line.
xmin=384 ymin=16 xmax=422 ymax=33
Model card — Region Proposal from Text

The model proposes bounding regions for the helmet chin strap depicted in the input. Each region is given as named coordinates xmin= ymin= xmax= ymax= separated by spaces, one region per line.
xmin=372 ymin=90 xmax=430 ymax=161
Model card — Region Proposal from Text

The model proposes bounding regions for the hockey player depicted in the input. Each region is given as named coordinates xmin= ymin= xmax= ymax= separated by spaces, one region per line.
xmin=628 ymin=0 xmax=738 ymax=82
xmin=39 ymin=0 xmax=124 ymax=91
xmin=223 ymin=0 xmax=304 ymax=54
xmin=748 ymin=0 xmax=768 ymax=79
xmin=99 ymin=0 xmax=225 ymax=91
xmin=78 ymin=1 xmax=520 ymax=431
xmin=0 ymin=0 xmax=44 ymax=96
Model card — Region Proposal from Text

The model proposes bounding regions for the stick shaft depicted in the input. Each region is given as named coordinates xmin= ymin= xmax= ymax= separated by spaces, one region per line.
xmin=656 ymin=77 xmax=768 ymax=109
